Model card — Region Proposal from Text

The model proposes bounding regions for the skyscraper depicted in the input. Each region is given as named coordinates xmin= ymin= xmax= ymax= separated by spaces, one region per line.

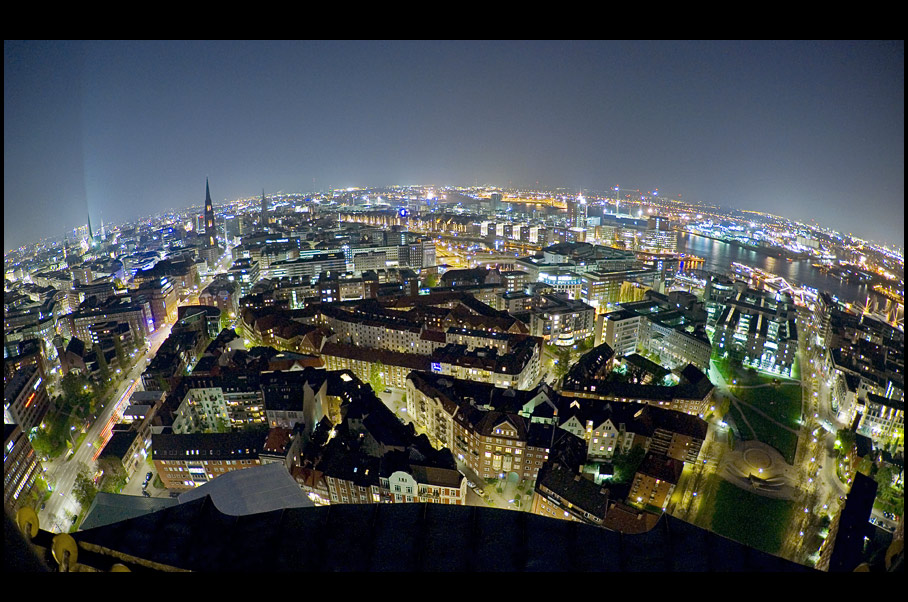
xmin=204 ymin=178 xmax=216 ymax=248
xmin=566 ymin=193 xmax=587 ymax=228
xmin=490 ymin=192 xmax=502 ymax=214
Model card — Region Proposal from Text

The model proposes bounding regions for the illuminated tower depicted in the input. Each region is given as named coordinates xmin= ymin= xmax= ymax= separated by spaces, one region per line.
xmin=566 ymin=196 xmax=577 ymax=227
xmin=204 ymin=178 xmax=216 ymax=247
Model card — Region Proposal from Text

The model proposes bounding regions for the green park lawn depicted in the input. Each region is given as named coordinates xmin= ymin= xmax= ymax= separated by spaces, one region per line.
xmin=710 ymin=479 xmax=796 ymax=557
xmin=713 ymin=356 xmax=803 ymax=464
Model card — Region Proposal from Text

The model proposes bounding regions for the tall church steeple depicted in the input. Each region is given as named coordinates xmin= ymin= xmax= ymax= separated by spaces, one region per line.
xmin=261 ymin=189 xmax=268 ymax=226
xmin=87 ymin=209 xmax=97 ymax=248
xmin=204 ymin=177 xmax=216 ymax=248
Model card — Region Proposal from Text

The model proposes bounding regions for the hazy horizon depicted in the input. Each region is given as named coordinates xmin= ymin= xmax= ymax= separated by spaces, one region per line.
xmin=5 ymin=40 xmax=904 ymax=252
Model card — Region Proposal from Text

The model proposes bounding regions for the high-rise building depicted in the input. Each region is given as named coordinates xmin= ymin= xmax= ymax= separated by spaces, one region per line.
xmin=204 ymin=178 xmax=216 ymax=248
xmin=490 ymin=192 xmax=502 ymax=214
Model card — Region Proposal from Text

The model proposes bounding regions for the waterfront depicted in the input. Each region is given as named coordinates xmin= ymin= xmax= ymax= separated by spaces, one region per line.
xmin=677 ymin=232 xmax=889 ymax=307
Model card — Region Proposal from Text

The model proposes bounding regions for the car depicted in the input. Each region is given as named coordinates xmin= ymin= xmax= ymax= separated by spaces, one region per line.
xmin=145 ymin=472 xmax=153 ymax=482
xmin=466 ymin=480 xmax=476 ymax=489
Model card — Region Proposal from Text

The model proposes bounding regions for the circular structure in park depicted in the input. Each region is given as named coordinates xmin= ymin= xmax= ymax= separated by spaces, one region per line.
xmin=744 ymin=447 xmax=772 ymax=471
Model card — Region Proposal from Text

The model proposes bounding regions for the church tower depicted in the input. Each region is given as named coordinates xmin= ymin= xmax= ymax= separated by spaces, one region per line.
xmin=204 ymin=178 xmax=216 ymax=247
xmin=87 ymin=209 xmax=97 ymax=248
xmin=261 ymin=189 xmax=268 ymax=226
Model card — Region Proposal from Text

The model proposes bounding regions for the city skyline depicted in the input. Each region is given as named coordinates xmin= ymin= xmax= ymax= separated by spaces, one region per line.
xmin=4 ymin=40 xmax=904 ymax=252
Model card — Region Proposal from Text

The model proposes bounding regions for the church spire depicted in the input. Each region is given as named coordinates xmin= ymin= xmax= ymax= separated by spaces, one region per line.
xmin=261 ymin=188 xmax=268 ymax=225
xmin=204 ymin=178 xmax=216 ymax=248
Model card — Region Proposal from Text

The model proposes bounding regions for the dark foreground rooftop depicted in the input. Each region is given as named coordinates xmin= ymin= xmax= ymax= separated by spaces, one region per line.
xmin=9 ymin=495 xmax=815 ymax=572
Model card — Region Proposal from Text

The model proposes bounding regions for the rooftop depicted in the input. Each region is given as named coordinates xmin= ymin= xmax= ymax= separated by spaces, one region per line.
xmin=64 ymin=495 xmax=816 ymax=571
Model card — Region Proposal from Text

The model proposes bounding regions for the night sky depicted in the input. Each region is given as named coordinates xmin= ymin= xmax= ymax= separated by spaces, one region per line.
xmin=4 ymin=40 xmax=904 ymax=252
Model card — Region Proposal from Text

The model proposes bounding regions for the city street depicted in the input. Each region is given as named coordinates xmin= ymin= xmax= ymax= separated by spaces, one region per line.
xmin=36 ymin=321 xmax=172 ymax=533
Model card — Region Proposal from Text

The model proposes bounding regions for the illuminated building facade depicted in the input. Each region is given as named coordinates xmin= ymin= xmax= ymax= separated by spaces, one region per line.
xmin=3 ymin=365 xmax=50 ymax=434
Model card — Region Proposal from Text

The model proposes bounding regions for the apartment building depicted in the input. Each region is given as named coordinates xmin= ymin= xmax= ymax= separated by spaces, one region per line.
xmin=629 ymin=453 xmax=684 ymax=511
xmin=406 ymin=372 xmax=558 ymax=481
xmin=152 ymin=431 xmax=266 ymax=491
xmin=4 ymin=424 xmax=41 ymax=515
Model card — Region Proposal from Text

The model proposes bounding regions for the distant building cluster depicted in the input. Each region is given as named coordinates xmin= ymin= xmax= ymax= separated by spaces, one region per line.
xmin=813 ymin=292 xmax=904 ymax=445
xmin=3 ymin=178 xmax=902 ymax=565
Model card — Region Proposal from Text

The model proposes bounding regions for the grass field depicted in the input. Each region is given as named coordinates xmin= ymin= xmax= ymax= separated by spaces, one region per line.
xmin=713 ymin=356 xmax=803 ymax=464
xmin=734 ymin=406 xmax=799 ymax=464
xmin=710 ymin=479 xmax=796 ymax=556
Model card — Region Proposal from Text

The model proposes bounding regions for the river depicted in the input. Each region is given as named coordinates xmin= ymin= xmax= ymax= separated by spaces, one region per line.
xmin=676 ymin=231 xmax=887 ymax=307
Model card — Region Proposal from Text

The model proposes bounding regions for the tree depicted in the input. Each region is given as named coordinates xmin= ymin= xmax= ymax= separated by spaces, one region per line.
xmin=73 ymin=468 xmax=98 ymax=509
xmin=114 ymin=334 xmax=128 ymax=373
xmin=369 ymin=360 xmax=386 ymax=393
xmin=60 ymin=372 xmax=93 ymax=421
xmin=93 ymin=343 xmax=110 ymax=383
xmin=611 ymin=445 xmax=647 ymax=484
xmin=836 ymin=429 xmax=856 ymax=457
xmin=874 ymin=465 xmax=894 ymax=491
xmin=31 ymin=422 xmax=66 ymax=459
xmin=552 ymin=346 xmax=573 ymax=380
xmin=132 ymin=323 xmax=146 ymax=348
xmin=97 ymin=456 xmax=128 ymax=493
xmin=155 ymin=375 xmax=171 ymax=393
xmin=29 ymin=476 xmax=51 ymax=506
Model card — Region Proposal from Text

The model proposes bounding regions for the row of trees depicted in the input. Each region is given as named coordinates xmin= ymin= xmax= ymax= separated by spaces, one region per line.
xmin=32 ymin=330 xmax=144 ymax=460
xmin=30 ymin=371 xmax=97 ymax=459
xmin=72 ymin=456 xmax=131 ymax=513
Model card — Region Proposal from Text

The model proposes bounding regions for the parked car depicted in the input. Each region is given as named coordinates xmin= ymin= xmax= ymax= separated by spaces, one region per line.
xmin=145 ymin=472 xmax=153 ymax=482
